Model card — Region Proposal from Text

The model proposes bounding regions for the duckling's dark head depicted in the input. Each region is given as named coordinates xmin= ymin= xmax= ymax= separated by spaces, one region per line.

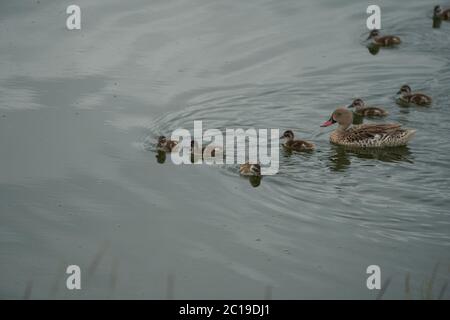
xmin=280 ymin=130 xmax=294 ymax=140
xmin=348 ymin=98 xmax=365 ymax=109
xmin=158 ymin=136 xmax=167 ymax=144
xmin=434 ymin=5 xmax=442 ymax=14
xmin=367 ymin=29 xmax=380 ymax=40
xmin=397 ymin=85 xmax=411 ymax=95
xmin=251 ymin=164 xmax=261 ymax=176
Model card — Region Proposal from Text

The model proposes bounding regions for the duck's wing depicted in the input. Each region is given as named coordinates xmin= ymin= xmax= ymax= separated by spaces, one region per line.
xmin=362 ymin=107 xmax=388 ymax=116
xmin=290 ymin=140 xmax=315 ymax=149
xmin=346 ymin=124 xmax=405 ymax=144
xmin=378 ymin=35 xmax=401 ymax=45
xmin=410 ymin=93 xmax=432 ymax=105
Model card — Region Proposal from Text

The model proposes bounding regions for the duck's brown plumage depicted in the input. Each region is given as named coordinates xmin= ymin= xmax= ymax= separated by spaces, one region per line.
xmin=399 ymin=93 xmax=432 ymax=106
xmin=157 ymin=136 xmax=178 ymax=152
xmin=374 ymin=35 xmax=401 ymax=46
xmin=367 ymin=30 xmax=401 ymax=47
xmin=348 ymin=99 xmax=388 ymax=117
xmin=356 ymin=107 xmax=389 ymax=117
xmin=434 ymin=6 xmax=450 ymax=20
xmin=321 ymin=108 xmax=416 ymax=148
xmin=239 ymin=163 xmax=261 ymax=176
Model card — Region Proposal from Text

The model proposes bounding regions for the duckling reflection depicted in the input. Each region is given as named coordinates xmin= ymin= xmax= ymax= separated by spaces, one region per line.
xmin=249 ymin=176 xmax=262 ymax=187
xmin=433 ymin=16 xmax=442 ymax=28
xmin=327 ymin=145 xmax=413 ymax=172
xmin=239 ymin=163 xmax=262 ymax=187
xmin=156 ymin=150 xmax=166 ymax=163
xmin=367 ymin=43 xmax=381 ymax=55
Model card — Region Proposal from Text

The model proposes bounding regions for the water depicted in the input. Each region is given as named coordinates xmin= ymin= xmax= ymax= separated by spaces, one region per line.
xmin=0 ymin=0 xmax=449 ymax=299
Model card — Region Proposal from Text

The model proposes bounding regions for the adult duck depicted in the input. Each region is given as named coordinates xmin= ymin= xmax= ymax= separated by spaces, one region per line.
xmin=320 ymin=108 xmax=416 ymax=148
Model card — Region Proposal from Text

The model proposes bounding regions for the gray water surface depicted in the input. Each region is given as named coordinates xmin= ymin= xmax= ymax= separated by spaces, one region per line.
xmin=0 ymin=0 xmax=449 ymax=299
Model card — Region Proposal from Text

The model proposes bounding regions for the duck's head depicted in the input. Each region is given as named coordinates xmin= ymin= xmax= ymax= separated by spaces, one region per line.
xmin=434 ymin=5 xmax=442 ymax=15
xmin=347 ymin=98 xmax=365 ymax=110
xmin=397 ymin=85 xmax=411 ymax=95
xmin=321 ymin=107 xmax=353 ymax=129
xmin=157 ymin=136 xmax=167 ymax=144
xmin=280 ymin=130 xmax=295 ymax=141
xmin=250 ymin=163 xmax=261 ymax=176
xmin=367 ymin=29 xmax=380 ymax=40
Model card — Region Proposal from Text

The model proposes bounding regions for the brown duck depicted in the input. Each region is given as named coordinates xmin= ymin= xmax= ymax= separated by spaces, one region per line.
xmin=397 ymin=85 xmax=432 ymax=106
xmin=239 ymin=163 xmax=261 ymax=176
xmin=157 ymin=136 xmax=178 ymax=152
xmin=434 ymin=5 xmax=450 ymax=20
xmin=347 ymin=99 xmax=388 ymax=117
xmin=280 ymin=130 xmax=315 ymax=151
xmin=367 ymin=29 xmax=401 ymax=46
xmin=320 ymin=108 xmax=416 ymax=148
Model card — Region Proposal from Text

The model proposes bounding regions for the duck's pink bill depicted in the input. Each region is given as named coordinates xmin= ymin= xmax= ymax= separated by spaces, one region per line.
xmin=320 ymin=120 xmax=334 ymax=127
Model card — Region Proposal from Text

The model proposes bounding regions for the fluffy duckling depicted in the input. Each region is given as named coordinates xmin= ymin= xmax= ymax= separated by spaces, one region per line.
xmin=397 ymin=85 xmax=432 ymax=106
xmin=320 ymin=108 xmax=416 ymax=148
xmin=239 ymin=163 xmax=261 ymax=176
xmin=157 ymin=136 xmax=178 ymax=152
xmin=434 ymin=5 xmax=450 ymax=20
xmin=280 ymin=130 xmax=315 ymax=151
xmin=347 ymin=99 xmax=388 ymax=117
xmin=367 ymin=29 xmax=401 ymax=46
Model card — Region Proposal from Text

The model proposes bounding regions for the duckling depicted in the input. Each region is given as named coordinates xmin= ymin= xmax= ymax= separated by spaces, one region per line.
xmin=397 ymin=85 xmax=432 ymax=106
xmin=367 ymin=29 xmax=401 ymax=46
xmin=280 ymin=130 xmax=315 ymax=151
xmin=434 ymin=5 xmax=450 ymax=20
xmin=320 ymin=108 xmax=416 ymax=148
xmin=347 ymin=99 xmax=388 ymax=117
xmin=239 ymin=163 xmax=261 ymax=176
xmin=157 ymin=136 xmax=178 ymax=152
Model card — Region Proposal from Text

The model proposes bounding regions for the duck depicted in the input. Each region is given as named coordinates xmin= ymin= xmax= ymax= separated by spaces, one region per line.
xmin=347 ymin=99 xmax=389 ymax=117
xmin=367 ymin=29 xmax=401 ymax=46
xmin=320 ymin=108 xmax=416 ymax=148
xmin=239 ymin=163 xmax=261 ymax=176
xmin=397 ymin=85 xmax=432 ymax=106
xmin=434 ymin=5 xmax=450 ymax=20
xmin=280 ymin=130 xmax=315 ymax=151
xmin=156 ymin=136 xmax=178 ymax=152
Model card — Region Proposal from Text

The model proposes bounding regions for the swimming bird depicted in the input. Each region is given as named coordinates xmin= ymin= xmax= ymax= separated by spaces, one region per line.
xmin=157 ymin=136 xmax=178 ymax=152
xmin=397 ymin=85 xmax=432 ymax=106
xmin=320 ymin=108 xmax=416 ymax=148
xmin=347 ymin=99 xmax=388 ymax=117
xmin=239 ymin=163 xmax=261 ymax=176
xmin=434 ymin=5 xmax=450 ymax=20
xmin=367 ymin=29 xmax=401 ymax=46
xmin=280 ymin=130 xmax=315 ymax=151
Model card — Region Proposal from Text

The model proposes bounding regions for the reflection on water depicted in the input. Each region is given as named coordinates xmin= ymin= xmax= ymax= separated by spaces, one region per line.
xmin=367 ymin=43 xmax=381 ymax=56
xmin=156 ymin=150 xmax=166 ymax=164
xmin=432 ymin=17 xmax=442 ymax=29
xmin=248 ymin=176 xmax=262 ymax=188
xmin=328 ymin=145 xmax=414 ymax=172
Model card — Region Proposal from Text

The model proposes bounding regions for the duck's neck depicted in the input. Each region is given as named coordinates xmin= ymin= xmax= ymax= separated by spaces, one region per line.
xmin=337 ymin=123 xmax=351 ymax=132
